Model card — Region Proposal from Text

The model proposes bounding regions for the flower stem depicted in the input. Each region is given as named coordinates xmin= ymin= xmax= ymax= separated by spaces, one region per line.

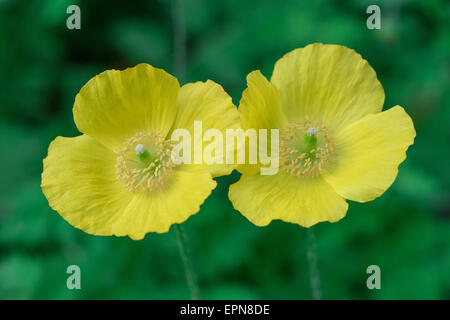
xmin=171 ymin=0 xmax=199 ymax=300
xmin=175 ymin=224 xmax=200 ymax=299
xmin=306 ymin=227 xmax=322 ymax=300
xmin=171 ymin=0 xmax=186 ymax=81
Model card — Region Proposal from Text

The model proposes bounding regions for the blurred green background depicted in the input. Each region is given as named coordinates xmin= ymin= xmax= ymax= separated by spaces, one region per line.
xmin=0 ymin=0 xmax=449 ymax=299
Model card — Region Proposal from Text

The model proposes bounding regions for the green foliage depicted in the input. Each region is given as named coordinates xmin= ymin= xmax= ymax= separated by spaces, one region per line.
xmin=0 ymin=0 xmax=449 ymax=299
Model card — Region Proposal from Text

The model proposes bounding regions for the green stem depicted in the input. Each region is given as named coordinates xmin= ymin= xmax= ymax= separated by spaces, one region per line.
xmin=306 ymin=227 xmax=322 ymax=300
xmin=175 ymin=224 xmax=200 ymax=300
xmin=171 ymin=0 xmax=199 ymax=301
xmin=171 ymin=0 xmax=186 ymax=81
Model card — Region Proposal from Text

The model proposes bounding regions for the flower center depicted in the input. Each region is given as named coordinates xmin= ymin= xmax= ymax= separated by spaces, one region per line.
xmin=279 ymin=120 xmax=335 ymax=178
xmin=116 ymin=132 xmax=176 ymax=192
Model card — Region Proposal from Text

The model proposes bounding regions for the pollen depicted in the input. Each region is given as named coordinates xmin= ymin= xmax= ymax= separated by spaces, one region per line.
xmin=280 ymin=120 xmax=335 ymax=178
xmin=116 ymin=132 xmax=176 ymax=192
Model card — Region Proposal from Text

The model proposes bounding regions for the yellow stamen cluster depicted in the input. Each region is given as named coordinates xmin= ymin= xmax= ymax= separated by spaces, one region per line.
xmin=280 ymin=119 xmax=335 ymax=178
xmin=116 ymin=132 xmax=176 ymax=192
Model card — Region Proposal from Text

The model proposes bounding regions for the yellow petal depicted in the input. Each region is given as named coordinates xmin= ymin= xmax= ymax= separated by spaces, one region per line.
xmin=41 ymin=135 xmax=134 ymax=236
xmin=229 ymin=172 xmax=348 ymax=228
xmin=271 ymin=43 xmax=385 ymax=133
xmin=170 ymin=80 xmax=240 ymax=177
xmin=323 ymin=106 xmax=416 ymax=202
xmin=74 ymin=63 xmax=179 ymax=151
xmin=239 ymin=70 xmax=288 ymax=131
xmin=42 ymin=135 xmax=217 ymax=239
xmin=237 ymin=70 xmax=289 ymax=175
xmin=113 ymin=170 xmax=216 ymax=239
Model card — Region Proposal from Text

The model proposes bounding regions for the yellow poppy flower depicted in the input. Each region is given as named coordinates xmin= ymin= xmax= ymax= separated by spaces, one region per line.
xmin=41 ymin=63 xmax=240 ymax=239
xmin=229 ymin=43 xmax=416 ymax=228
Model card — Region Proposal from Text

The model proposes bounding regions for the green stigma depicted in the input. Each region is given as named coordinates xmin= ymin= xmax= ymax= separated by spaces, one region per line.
xmin=135 ymin=144 xmax=150 ymax=162
xmin=303 ymin=127 xmax=317 ymax=149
